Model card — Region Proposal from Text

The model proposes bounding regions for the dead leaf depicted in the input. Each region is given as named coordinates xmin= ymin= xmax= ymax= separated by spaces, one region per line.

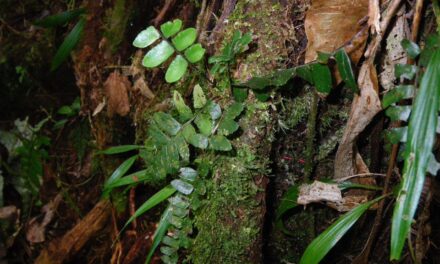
xmin=0 ymin=205 xmax=18 ymax=220
xmin=304 ymin=0 xmax=369 ymax=63
xmin=104 ymin=71 xmax=131 ymax=117
xmin=334 ymin=62 xmax=382 ymax=179
xmin=298 ymin=181 xmax=342 ymax=205
xmin=26 ymin=194 xmax=62 ymax=244
xmin=133 ymin=78 xmax=155 ymax=99
xmin=92 ymin=99 xmax=106 ymax=116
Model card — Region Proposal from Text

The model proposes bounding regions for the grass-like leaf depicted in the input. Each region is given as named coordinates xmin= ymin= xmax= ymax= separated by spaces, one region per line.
xmin=300 ymin=196 xmax=384 ymax=264
xmin=34 ymin=8 xmax=85 ymax=28
xmin=122 ymin=185 xmax=176 ymax=232
xmin=102 ymin=155 xmax=137 ymax=198
xmin=98 ymin=144 xmax=142 ymax=154
xmin=275 ymin=185 xmax=299 ymax=220
xmin=51 ymin=17 xmax=85 ymax=71
xmin=391 ymin=49 xmax=440 ymax=260
xmin=145 ymin=206 xmax=173 ymax=264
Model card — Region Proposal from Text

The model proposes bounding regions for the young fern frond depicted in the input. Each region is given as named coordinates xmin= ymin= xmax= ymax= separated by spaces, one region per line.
xmin=133 ymin=19 xmax=206 ymax=83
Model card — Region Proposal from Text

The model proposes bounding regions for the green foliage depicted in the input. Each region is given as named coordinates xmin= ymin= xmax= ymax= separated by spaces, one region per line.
xmin=133 ymin=19 xmax=205 ymax=83
xmin=208 ymin=30 xmax=252 ymax=76
xmin=238 ymin=48 xmax=358 ymax=96
xmin=0 ymin=117 xmax=51 ymax=209
xmin=102 ymin=84 xmax=244 ymax=262
xmin=390 ymin=47 xmax=440 ymax=260
xmin=53 ymin=97 xmax=81 ymax=129
xmin=300 ymin=196 xmax=384 ymax=264
xmin=34 ymin=8 xmax=85 ymax=28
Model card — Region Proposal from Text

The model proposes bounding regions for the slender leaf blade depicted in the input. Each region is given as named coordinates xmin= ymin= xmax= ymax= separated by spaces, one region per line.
xmin=51 ymin=17 xmax=85 ymax=71
xmin=123 ymin=185 xmax=176 ymax=232
xmin=145 ymin=206 xmax=173 ymax=264
xmin=34 ymin=8 xmax=85 ymax=27
xmin=98 ymin=145 xmax=142 ymax=154
xmin=102 ymin=155 xmax=137 ymax=198
xmin=300 ymin=196 xmax=384 ymax=264
xmin=391 ymin=49 xmax=440 ymax=260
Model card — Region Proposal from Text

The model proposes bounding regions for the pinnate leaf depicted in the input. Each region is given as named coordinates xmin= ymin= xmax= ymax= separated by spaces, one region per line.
xmin=142 ymin=40 xmax=174 ymax=68
xmin=166 ymin=55 xmax=188 ymax=83
xmin=160 ymin=19 xmax=182 ymax=38
xmin=133 ymin=26 xmax=160 ymax=48
xmin=172 ymin=28 xmax=197 ymax=51
xmin=184 ymin=44 xmax=206 ymax=63
xmin=209 ymin=135 xmax=232 ymax=151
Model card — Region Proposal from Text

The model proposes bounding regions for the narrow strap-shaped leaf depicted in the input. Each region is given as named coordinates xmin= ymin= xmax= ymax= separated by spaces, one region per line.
xmin=98 ymin=144 xmax=142 ymax=154
xmin=142 ymin=40 xmax=175 ymax=68
xmin=300 ymin=196 xmax=384 ymax=264
xmin=51 ymin=17 xmax=86 ymax=71
xmin=338 ymin=181 xmax=382 ymax=191
xmin=104 ymin=169 xmax=150 ymax=189
xmin=102 ymin=155 xmax=137 ymax=198
xmin=382 ymin=85 xmax=414 ymax=108
xmin=123 ymin=185 xmax=176 ymax=232
xmin=334 ymin=49 xmax=358 ymax=93
xmin=133 ymin=26 xmax=161 ymax=48
xmin=165 ymin=55 xmax=188 ymax=83
xmin=391 ymin=49 xmax=440 ymax=260
xmin=34 ymin=8 xmax=85 ymax=28
xmin=160 ymin=19 xmax=182 ymax=38
xmin=145 ymin=206 xmax=173 ymax=264
xmin=171 ymin=28 xmax=197 ymax=51
xmin=385 ymin=105 xmax=412 ymax=122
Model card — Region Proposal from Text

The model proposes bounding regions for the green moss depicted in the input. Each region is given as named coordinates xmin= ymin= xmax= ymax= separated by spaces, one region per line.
xmin=191 ymin=146 xmax=268 ymax=264
xmin=103 ymin=0 xmax=132 ymax=53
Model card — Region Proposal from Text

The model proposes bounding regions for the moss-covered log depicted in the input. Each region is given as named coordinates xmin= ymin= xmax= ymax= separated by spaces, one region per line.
xmin=190 ymin=1 xmax=295 ymax=263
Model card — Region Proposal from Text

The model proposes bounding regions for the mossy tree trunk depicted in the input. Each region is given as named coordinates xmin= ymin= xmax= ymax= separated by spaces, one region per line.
xmin=72 ymin=0 xmax=295 ymax=262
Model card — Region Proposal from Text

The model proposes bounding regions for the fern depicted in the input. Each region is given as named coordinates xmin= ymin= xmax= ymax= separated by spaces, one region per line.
xmin=133 ymin=19 xmax=205 ymax=83
xmin=100 ymin=84 xmax=243 ymax=263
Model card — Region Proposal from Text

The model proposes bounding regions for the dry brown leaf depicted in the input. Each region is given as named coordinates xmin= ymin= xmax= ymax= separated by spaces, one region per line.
xmin=297 ymin=181 xmax=342 ymax=205
xmin=334 ymin=62 xmax=382 ymax=179
xmin=26 ymin=194 xmax=62 ymax=244
xmin=0 ymin=205 xmax=18 ymax=220
xmin=104 ymin=71 xmax=131 ymax=117
xmin=304 ymin=0 xmax=369 ymax=63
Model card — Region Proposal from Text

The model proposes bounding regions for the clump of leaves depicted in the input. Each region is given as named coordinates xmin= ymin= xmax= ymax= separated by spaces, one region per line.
xmin=133 ymin=19 xmax=206 ymax=83
xmin=0 ymin=117 xmax=51 ymax=209
xmin=100 ymin=85 xmax=244 ymax=263
xmin=382 ymin=36 xmax=440 ymax=260
xmin=35 ymin=8 xmax=86 ymax=71
xmin=53 ymin=97 xmax=81 ymax=129
xmin=237 ymin=48 xmax=358 ymax=97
